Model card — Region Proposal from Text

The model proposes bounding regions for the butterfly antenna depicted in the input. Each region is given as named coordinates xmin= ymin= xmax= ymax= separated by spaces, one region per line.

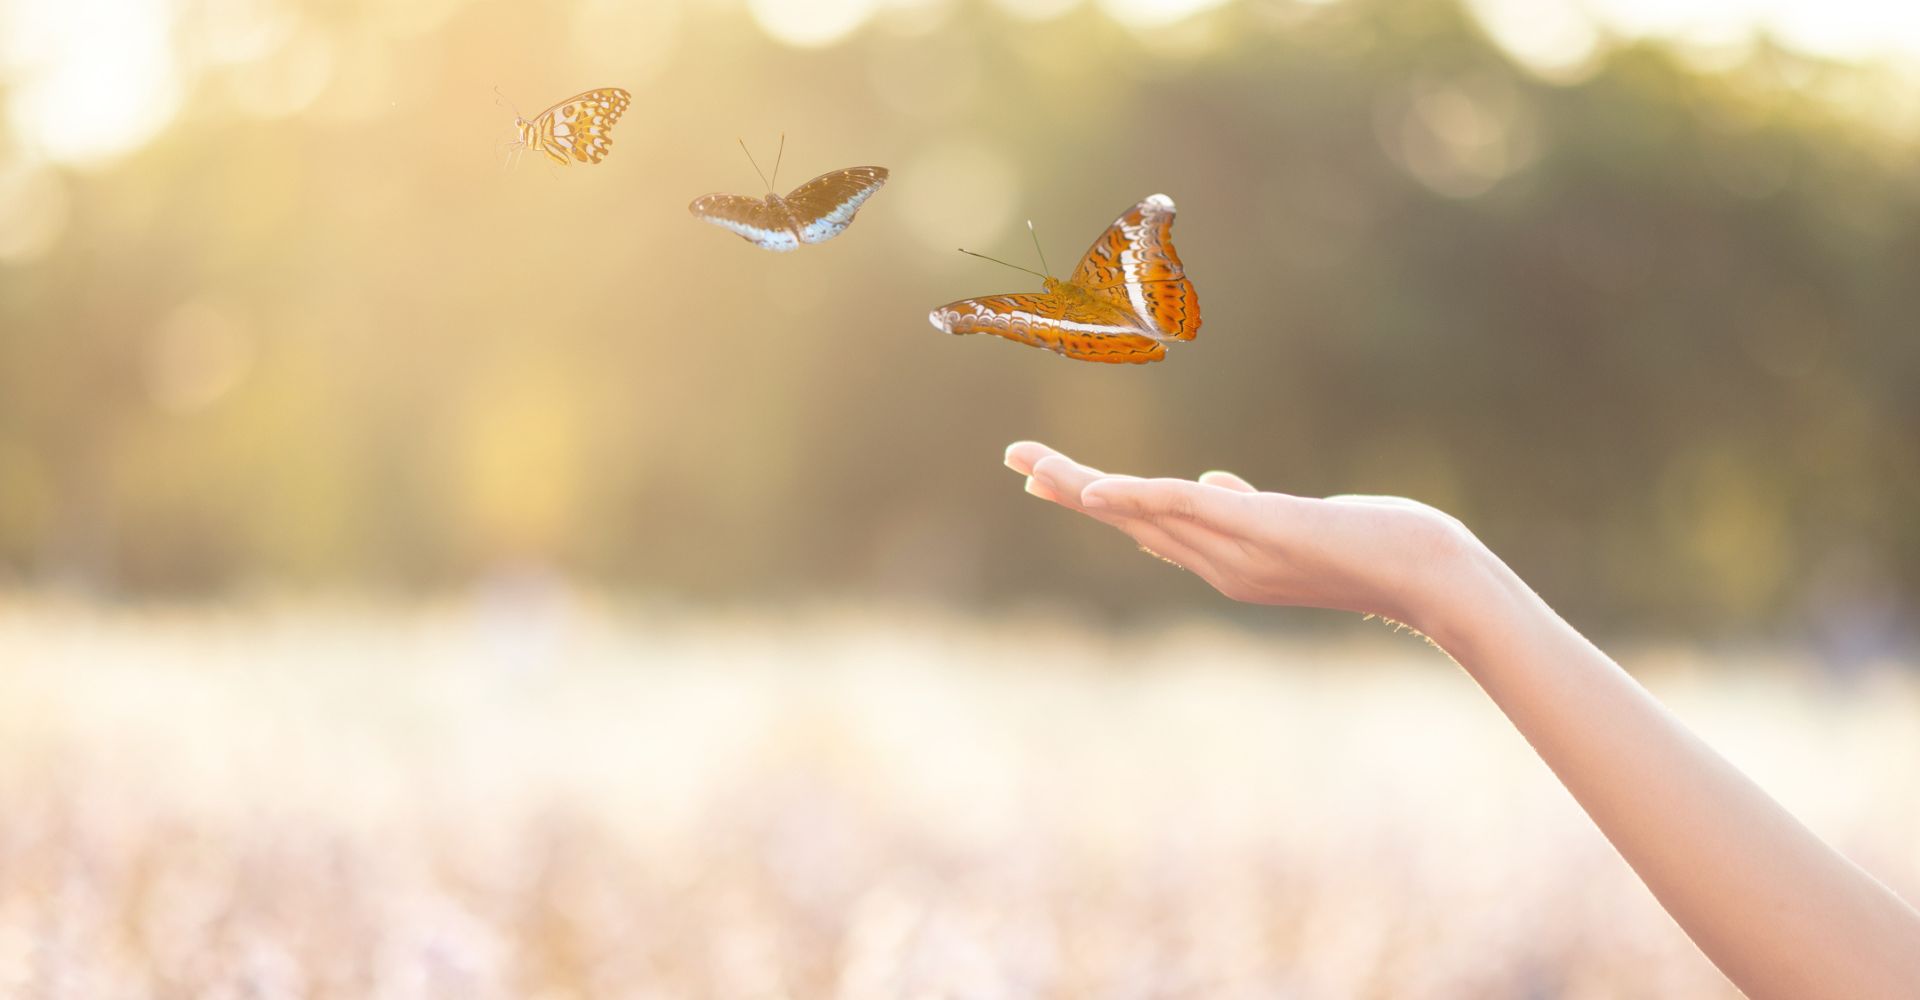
xmin=493 ymin=85 xmax=523 ymax=120
xmin=738 ymin=137 xmax=773 ymax=193
xmin=956 ymin=248 xmax=1048 ymax=280
xmin=770 ymin=132 xmax=785 ymax=192
xmin=1027 ymin=220 xmax=1052 ymax=277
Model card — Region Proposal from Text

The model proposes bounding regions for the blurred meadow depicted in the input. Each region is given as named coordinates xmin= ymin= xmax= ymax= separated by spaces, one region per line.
xmin=5 ymin=598 xmax=1918 ymax=997
xmin=3 ymin=0 xmax=1920 ymax=994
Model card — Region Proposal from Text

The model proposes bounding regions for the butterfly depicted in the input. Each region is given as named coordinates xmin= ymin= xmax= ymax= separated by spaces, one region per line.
xmin=928 ymin=194 xmax=1200 ymax=364
xmin=504 ymin=87 xmax=631 ymax=166
xmin=689 ymin=136 xmax=888 ymax=252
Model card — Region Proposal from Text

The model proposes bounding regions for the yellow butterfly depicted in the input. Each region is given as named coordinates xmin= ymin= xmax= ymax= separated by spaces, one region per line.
xmin=503 ymin=87 xmax=631 ymax=166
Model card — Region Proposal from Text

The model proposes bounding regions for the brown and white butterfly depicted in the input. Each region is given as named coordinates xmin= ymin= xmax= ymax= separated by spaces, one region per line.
xmin=928 ymin=194 xmax=1200 ymax=364
xmin=505 ymin=87 xmax=630 ymax=166
xmin=689 ymin=136 xmax=888 ymax=252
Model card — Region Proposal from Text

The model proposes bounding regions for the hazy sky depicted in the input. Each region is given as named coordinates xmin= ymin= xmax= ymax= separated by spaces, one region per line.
xmin=3 ymin=0 xmax=1918 ymax=165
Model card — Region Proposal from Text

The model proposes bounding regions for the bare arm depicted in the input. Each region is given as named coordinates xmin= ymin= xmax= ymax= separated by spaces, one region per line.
xmin=1006 ymin=440 xmax=1920 ymax=999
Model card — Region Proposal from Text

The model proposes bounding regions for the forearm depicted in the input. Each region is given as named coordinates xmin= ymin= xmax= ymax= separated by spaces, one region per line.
xmin=1006 ymin=441 xmax=1920 ymax=994
xmin=1425 ymin=548 xmax=1920 ymax=999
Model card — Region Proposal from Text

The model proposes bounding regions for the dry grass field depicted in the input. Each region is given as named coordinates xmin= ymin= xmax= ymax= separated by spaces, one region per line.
xmin=1 ymin=594 xmax=1916 ymax=998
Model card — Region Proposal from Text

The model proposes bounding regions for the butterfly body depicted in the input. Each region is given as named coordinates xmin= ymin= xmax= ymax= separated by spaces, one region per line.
xmin=1028 ymin=277 xmax=1144 ymax=331
xmin=754 ymin=192 xmax=809 ymax=251
xmin=929 ymin=194 xmax=1200 ymax=364
xmin=690 ymin=166 xmax=889 ymax=252
xmin=509 ymin=88 xmax=631 ymax=166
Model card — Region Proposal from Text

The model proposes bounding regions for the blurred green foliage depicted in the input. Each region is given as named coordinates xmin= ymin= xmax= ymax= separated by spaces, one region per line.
xmin=1 ymin=0 xmax=1916 ymax=642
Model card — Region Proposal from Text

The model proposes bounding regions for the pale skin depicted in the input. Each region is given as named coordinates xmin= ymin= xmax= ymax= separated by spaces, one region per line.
xmin=1006 ymin=439 xmax=1920 ymax=1000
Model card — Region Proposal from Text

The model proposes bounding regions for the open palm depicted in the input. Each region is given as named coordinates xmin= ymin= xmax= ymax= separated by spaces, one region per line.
xmin=1006 ymin=440 xmax=1489 ymax=634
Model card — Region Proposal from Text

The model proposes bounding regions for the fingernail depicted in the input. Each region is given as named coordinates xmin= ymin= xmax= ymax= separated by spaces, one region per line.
xmin=1081 ymin=491 xmax=1108 ymax=508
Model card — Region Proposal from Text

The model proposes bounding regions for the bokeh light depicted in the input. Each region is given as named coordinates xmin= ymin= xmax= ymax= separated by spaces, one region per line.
xmin=747 ymin=0 xmax=883 ymax=48
xmin=1464 ymin=0 xmax=1604 ymax=84
xmin=1587 ymin=0 xmax=1920 ymax=65
xmin=3 ymin=0 xmax=180 ymax=164
xmin=0 ymin=0 xmax=1914 ymax=630
xmin=1098 ymin=0 xmax=1232 ymax=29
xmin=146 ymin=299 xmax=256 ymax=413
xmin=1375 ymin=71 xmax=1538 ymax=198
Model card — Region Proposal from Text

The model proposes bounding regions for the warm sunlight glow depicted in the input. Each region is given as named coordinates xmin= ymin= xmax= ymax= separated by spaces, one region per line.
xmin=2 ymin=0 xmax=180 ymax=165
xmin=898 ymin=137 xmax=1019 ymax=256
xmin=1574 ymin=0 xmax=1920 ymax=65
xmin=3 ymin=0 xmax=1917 ymax=168
xmin=573 ymin=0 xmax=682 ymax=85
xmin=0 ymin=157 xmax=67 ymax=262
xmin=746 ymin=0 xmax=882 ymax=47
xmin=991 ymin=0 xmax=1081 ymax=20
xmin=147 ymin=299 xmax=256 ymax=413
xmin=1098 ymin=0 xmax=1231 ymax=29
xmin=1464 ymin=0 xmax=1920 ymax=137
xmin=225 ymin=26 xmax=335 ymax=120
xmin=1464 ymin=0 xmax=1604 ymax=84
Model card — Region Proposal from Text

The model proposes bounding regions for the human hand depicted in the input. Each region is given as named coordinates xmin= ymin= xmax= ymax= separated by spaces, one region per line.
xmin=1005 ymin=440 xmax=1497 ymax=635
xmin=1011 ymin=443 xmax=1920 ymax=998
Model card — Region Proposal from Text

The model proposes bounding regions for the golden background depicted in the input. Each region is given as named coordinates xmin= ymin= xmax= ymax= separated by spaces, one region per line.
xmin=1 ymin=0 xmax=1918 ymax=994
xmin=2 ymin=0 xmax=1917 ymax=637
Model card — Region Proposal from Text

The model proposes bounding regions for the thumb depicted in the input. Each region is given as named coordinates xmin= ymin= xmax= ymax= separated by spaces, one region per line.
xmin=1198 ymin=469 xmax=1257 ymax=493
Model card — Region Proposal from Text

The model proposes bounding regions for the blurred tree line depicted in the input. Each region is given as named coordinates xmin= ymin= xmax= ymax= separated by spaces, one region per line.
xmin=0 ymin=0 xmax=1915 ymax=647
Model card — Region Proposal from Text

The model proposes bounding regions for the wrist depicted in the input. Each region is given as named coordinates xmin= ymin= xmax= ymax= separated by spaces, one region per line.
xmin=1399 ymin=523 xmax=1535 ymax=658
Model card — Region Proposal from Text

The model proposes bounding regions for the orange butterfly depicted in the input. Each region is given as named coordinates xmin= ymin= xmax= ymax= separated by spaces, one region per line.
xmin=689 ymin=136 xmax=888 ymax=252
xmin=504 ymin=87 xmax=631 ymax=166
xmin=928 ymin=194 xmax=1200 ymax=364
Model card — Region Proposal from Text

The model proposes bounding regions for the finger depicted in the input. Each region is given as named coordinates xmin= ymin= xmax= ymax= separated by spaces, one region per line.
xmin=1116 ymin=519 xmax=1221 ymax=580
xmin=1079 ymin=477 xmax=1250 ymax=526
xmin=1024 ymin=474 xmax=1070 ymax=505
xmin=1030 ymin=457 xmax=1151 ymax=531
xmin=1004 ymin=441 xmax=1063 ymax=476
xmin=1025 ymin=458 xmax=1228 ymax=565
xmin=1030 ymin=454 xmax=1136 ymax=511
xmin=1018 ymin=455 xmax=1149 ymax=535
xmin=1021 ymin=461 xmax=1232 ymax=583
xmin=1198 ymin=469 xmax=1257 ymax=493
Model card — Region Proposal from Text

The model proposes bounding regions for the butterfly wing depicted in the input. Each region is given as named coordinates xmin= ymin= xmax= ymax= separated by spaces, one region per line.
xmin=688 ymin=194 xmax=800 ymax=252
xmin=1068 ymin=193 xmax=1200 ymax=342
xmin=534 ymin=88 xmax=631 ymax=165
xmin=781 ymin=166 xmax=889 ymax=245
xmin=928 ymin=292 xmax=1167 ymax=364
